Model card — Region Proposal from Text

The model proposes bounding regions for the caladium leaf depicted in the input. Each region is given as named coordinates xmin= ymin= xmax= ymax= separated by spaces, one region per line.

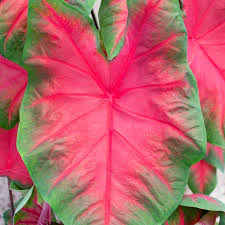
xmin=205 ymin=143 xmax=225 ymax=172
xmin=183 ymin=0 xmax=225 ymax=148
xmin=165 ymin=208 xmax=218 ymax=225
xmin=181 ymin=194 xmax=225 ymax=211
xmin=18 ymin=0 xmax=206 ymax=224
xmin=0 ymin=54 xmax=31 ymax=187
xmin=194 ymin=212 xmax=218 ymax=225
xmin=10 ymin=180 xmax=32 ymax=194
xmin=188 ymin=159 xmax=217 ymax=195
xmin=0 ymin=55 xmax=27 ymax=129
xmin=0 ymin=125 xmax=32 ymax=185
xmin=99 ymin=0 xmax=128 ymax=59
xmin=0 ymin=0 xmax=94 ymax=65
xmin=165 ymin=194 xmax=225 ymax=225
xmin=14 ymin=186 xmax=52 ymax=225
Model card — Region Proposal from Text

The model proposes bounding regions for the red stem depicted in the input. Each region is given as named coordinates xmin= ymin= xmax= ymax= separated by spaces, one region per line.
xmin=7 ymin=178 xmax=15 ymax=222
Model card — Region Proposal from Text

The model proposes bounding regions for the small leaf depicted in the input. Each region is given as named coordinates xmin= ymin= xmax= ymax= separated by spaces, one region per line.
xmin=99 ymin=0 xmax=128 ymax=59
xmin=0 ymin=51 xmax=31 ymax=187
xmin=165 ymin=194 xmax=225 ymax=225
xmin=3 ymin=198 xmax=23 ymax=225
xmin=181 ymin=194 xmax=225 ymax=212
xmin=37 ymin=202 xmax=52 ymax=225
xmin=14 ymin=186 xmax=52 ymax=225
xmin=10 ymin=180 xmax=31 ymax=193
xmin=183 ymin=0 xmax=225 ymax=148
xmin=3 ymin=208 xmax=12 ymax=225
xmin=188 ymin=159 xmax=217 ymax=194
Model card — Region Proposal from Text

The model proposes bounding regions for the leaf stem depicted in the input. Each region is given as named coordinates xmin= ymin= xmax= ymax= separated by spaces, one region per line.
xmin=178 ymin=0 xmax=183 ymax=11
xmin=7 ymin=178 xmax=15 ymax=222
xmin=91 ymin=9 xmax=99 ymax=30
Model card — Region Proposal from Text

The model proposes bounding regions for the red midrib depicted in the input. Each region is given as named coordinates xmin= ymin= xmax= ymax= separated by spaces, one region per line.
xmin=104 ymin=2 xmax=165 ymax=223
xmin=104 ymin=100 xmax=113 ymax=225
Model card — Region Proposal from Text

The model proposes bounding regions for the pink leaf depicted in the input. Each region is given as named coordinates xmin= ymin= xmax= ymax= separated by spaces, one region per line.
xmin=18 ymin=0 xmax=206 ymax=224
xmin=183 ymin=0 xmax=225 ymax=148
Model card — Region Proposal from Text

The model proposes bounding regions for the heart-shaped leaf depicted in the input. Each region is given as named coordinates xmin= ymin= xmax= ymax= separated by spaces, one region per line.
xmin=183 ymin=0 xmax=225 ymax=148
xmin=165 ymin=194 xmax=225 ymax=225
xmin=99 ymin=0 xmax=128 ymax=59
xmin=188 ymin=159 xmax=217 ymax=195
xmin=0 ymin=125 xmax=32 ymax=185
xmin=0 ymin=55 xmax=27 ymax=129
xmin=14 ymin=186 xmax=52 ymax=225
xmin=18 ymin=0 xmax=206 ymax=224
